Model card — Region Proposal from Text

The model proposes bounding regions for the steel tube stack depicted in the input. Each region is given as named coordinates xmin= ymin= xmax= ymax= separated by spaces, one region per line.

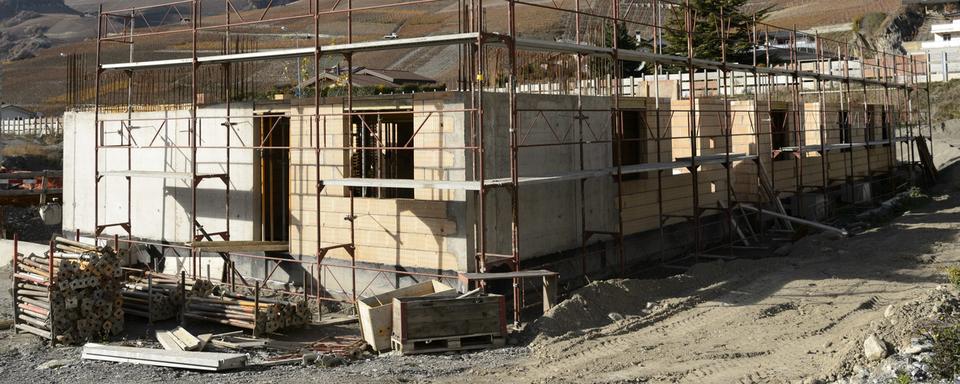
xmin=13 ymin=237 xmax=124 ymax=345
xmin=184 ymin=287 xmax=310 ymax=336
xmin=121 ymin=270 xmax=214 ymax=322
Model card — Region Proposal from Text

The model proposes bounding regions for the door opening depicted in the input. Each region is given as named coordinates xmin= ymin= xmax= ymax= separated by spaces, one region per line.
xmin=257 ymin=113 xmax=290 ymax=242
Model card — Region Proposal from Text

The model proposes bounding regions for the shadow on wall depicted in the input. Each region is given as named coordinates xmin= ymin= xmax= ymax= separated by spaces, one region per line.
xmin=164 ymin=186 xmax=254 ymax=223
xmin=533 ymin=161 xmax=960 ymax=338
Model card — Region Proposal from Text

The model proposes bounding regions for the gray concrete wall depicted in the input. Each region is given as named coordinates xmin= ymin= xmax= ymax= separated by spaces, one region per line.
xmin=473 ymin=93 xmax=619 ymax=262
xmin=62 ymin=104 xmax=258 ymax=277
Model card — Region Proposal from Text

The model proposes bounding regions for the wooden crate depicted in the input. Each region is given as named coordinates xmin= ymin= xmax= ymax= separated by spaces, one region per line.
xmin=390 ymin=295 xmax=506 ymax=355
xmin=356 ymin=280 xmax=456 ymax=352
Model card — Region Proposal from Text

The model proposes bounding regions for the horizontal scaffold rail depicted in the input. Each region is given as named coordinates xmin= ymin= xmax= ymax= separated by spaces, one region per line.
xmin=101 ymin=33 xmax=481 ymax=70
xmin=316 ymin=154 xmax=756 ymax=191
xmin=508 ymin=38 xmax=914 ymax=90
xmin=99 ymin=31 xmax=917 ymax=90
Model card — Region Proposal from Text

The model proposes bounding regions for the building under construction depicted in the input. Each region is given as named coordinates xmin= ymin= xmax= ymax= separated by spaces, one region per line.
xmin=60 ymin=0 xmax=933 ymax=323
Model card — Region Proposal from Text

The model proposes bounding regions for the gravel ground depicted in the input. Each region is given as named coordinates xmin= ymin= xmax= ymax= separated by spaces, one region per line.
xmin=0 ymin=264 xmax=529 ymax=384
xmin=0 ymin=338 xmax=529 ymax=384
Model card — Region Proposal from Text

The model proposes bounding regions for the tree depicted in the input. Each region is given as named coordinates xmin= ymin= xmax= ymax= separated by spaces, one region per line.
xmin=605 ymin=22 xmax=651 ymax=77
xmin=662 ymin=0 xmax=769 ymax=64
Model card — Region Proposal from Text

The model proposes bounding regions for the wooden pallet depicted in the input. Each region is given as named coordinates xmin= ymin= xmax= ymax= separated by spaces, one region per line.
xmin=390 ymin=333 xmax=506 ymax=355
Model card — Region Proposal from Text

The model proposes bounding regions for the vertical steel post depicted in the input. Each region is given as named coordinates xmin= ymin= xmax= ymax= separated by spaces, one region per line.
xmin=506 ymin=0 xmax=522 ymax=325
xmin=147 ymin=273 xmax=153 ymax=325
xmin=190 ymin=0 xmax=200 ymax=279
xmin=815 ymin=33 xmax=829 ymax=215
xmin=11 ymin=232 xmax=18 ymax=334
xmin=685 ymin=0 xmax=701 ymax=260
xmin=612 ymin=0 xmax=625 ymax=274
xmin=94 ymin=5 xmax=103 ymax=241
xmin=476 ymin=0 xmax=488 ymax=280
xmin=313 ymin=0 xmax=323 ymax=317
xmin=655 ymin=0 xmax=666 ymax=263
xmin=48 ymin=238 xmax=56 ymax=346
xmin=719 ymin=8 xmax=734 ymax=253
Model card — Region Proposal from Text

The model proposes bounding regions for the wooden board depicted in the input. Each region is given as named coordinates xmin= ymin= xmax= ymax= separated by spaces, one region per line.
xmin=156 ymin=331 xmax=185 ymax=351
xmin=392 ymin=295 xmax=505 ymax=343
xmin=357 ymin=280 xmax=456 ymax=352
xmin=81 ymin=343 xmax=247 ymax=371
xmin=187 ymin=241 xmax=288 ymax=252
xmin=390 ymin=332 xmax=505 ymax=355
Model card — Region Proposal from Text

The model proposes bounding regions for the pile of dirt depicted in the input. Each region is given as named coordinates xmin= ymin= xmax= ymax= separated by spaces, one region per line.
xmin=4 ymin=206 xmax=57 ymax=241
xmin=836 ymin=286 xmax=960 ymax=382
xmin=526 ymin=257 xmax=792 ymax=349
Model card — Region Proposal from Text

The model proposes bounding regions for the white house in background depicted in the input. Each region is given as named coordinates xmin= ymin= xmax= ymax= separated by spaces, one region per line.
xmin=0 ymin=104 xmax=37 ymax=120
xmin=923 ymin=19 xmax=960 ymax=49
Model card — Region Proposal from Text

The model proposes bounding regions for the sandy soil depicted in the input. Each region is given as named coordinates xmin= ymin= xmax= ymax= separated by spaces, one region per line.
xmin=432 ymin=135 xmax=960 ymax=384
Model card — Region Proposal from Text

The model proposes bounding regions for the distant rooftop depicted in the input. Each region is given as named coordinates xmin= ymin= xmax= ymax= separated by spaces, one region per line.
xmin=303 ymin=67 xmax=437 ymax=88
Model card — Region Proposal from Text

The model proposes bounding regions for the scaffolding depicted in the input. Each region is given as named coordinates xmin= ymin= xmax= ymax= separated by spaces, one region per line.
xmin=82 ymin=0 xmax=931 ymax=324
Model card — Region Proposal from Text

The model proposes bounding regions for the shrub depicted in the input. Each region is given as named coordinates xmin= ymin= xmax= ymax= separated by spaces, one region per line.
xmin=925 ymin=320 xmax=960 ymax=379
xmin=948 ymin=267 xmax=960 ymax=290
xmin=1 ymin=143 xmax=49 ymax=158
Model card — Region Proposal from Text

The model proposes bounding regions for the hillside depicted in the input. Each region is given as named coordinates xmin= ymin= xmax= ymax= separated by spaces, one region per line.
xmin=0 ymin=0 xmax=918 ymax=115
xmin=0 ymin=0 xmax=75 ymax=16
xmin=759 ymin=0 xmax=902 ymax=29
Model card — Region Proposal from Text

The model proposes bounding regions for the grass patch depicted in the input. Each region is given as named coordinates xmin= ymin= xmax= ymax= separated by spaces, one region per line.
xmin=923 ymin=320 xmax=960 ymax=379
xmin=858 ymin=12 xmax=889 ymax=35
xmin=919 ymin=79 xmax=960 ymax=124
xmin=947 ymin=266 xmax=960 ymax=290
xmin=1 ymin=143 xmax=56 ymax=160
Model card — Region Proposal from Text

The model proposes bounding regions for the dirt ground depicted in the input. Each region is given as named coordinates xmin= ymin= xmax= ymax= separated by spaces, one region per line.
xmin=1 ymin=132 xmax=960 ymax=383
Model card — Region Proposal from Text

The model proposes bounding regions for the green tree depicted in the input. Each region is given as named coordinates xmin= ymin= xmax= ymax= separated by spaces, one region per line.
xmin=663 ymin=0 xmax=769 ymax=64
xmin=605 ymin=22 xmax=650 ymax=76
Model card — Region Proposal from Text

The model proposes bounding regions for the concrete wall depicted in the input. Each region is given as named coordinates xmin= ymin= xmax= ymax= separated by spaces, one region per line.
xmin=59 ymin=94 xmax=906 ymax=298
xmin=288 ymin=93 xmax=471 ymax=275
xmin=62 ymin=104 xmax=259 ymax=276
xmin=478 ymin=93 xmax=620 ymax=262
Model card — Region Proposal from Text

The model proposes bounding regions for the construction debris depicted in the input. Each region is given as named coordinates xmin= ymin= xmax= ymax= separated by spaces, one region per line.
xmin=81 ymin=343 xmax=247 ymax=371
xmin=156 ymin=327 xmax=202 ymax=351
xmin=738 ymin=204 xmax=849 ymax=237
xmin=12 ymin=237 xmax=124 ymax=344
xmin=35 ymin=359 xmax=73 ymax=370
xmin=357 ymin=280 xmax=456 ymax=351
xmin=390 ymin=294 xmax=506 ymax=355
xmin=259 ymin=336 xmax=367 ymax=367
xmin=209 ymin=334 xmax=269 ymax=349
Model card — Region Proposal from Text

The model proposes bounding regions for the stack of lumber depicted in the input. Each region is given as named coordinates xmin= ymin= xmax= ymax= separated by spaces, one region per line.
xmin=184 ymin=291 xmax=310 ymax=335
xmin=81 ymin=343 xmax=247 ymax=371
xmin=121 ymin=271 xmax=214 ymax=321
xmin=155 ymin=326 xmax=212 ymax=352
xmin=12 ymin=237 xmax=124 ymax=344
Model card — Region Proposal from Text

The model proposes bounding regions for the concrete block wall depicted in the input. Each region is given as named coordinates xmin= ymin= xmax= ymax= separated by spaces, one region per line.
xmin=288 ymin=93 xmax=471 ymax=273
